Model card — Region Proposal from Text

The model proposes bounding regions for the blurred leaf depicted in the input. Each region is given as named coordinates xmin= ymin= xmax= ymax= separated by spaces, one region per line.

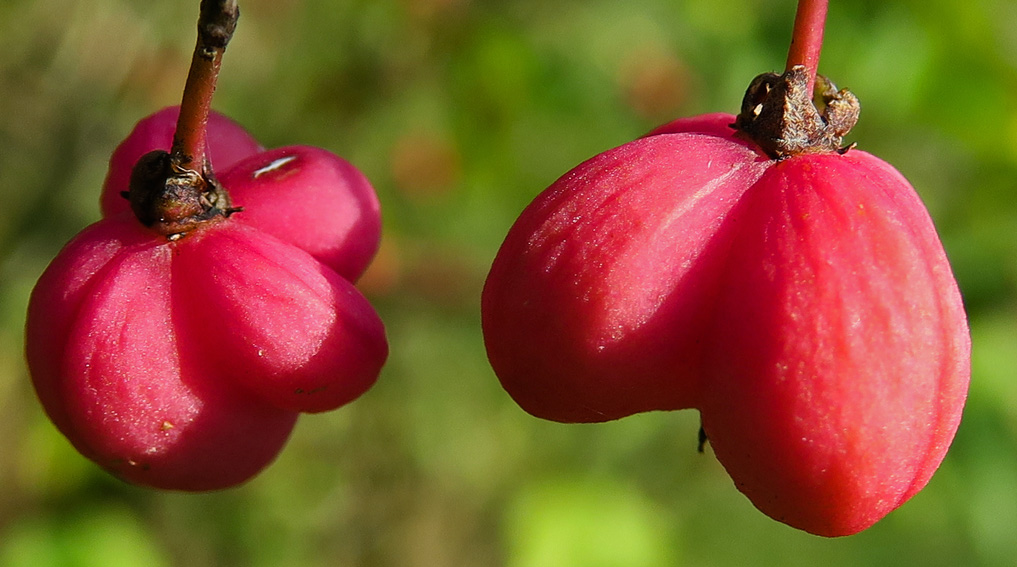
xmin=505 ymin=478 xmax=678 ymax=567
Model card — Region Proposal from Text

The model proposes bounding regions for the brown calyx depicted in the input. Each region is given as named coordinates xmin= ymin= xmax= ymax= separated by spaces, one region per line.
xmin=125 ymin=150 xmax=240 ymax=240
xmin=733 ymin=65 xmax=859 ymax=159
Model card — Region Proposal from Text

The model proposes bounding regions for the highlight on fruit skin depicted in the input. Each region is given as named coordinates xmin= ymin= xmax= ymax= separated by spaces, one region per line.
xmin=481 ymin=105 xmax=970 ymax=536
xmin=100 ymin=108 xmax=382 ymax=283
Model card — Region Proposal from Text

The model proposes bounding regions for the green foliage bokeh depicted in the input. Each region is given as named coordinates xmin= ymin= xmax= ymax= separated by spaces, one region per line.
xmin=1 ymin=0 xmax=1015 ymax=565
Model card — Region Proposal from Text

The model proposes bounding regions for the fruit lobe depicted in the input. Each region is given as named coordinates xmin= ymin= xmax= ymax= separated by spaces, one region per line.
xmin=172 ymin=221 xmax=387 ymax=413
xmin=483 ymin=121 xmax=768 ymax=421
xmin=700 ymin=151 xmax=969 ymax=536
xmin=222 ymin=146 xmax=382 ymax=282
xmin=481 ymin=111 xmax=970 ymax=535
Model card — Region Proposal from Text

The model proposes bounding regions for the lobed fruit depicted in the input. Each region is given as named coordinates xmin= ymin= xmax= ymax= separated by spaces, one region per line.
xmin=26 ymin=107 xmax=387 ymax=490
xmin=481 ymin=112 xmax=970 ymax=536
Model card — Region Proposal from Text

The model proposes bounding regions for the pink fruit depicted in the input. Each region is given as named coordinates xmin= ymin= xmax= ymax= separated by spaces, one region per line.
xmin=481 ymin=68 xmax=970 ymax=535
xmin=25 ymin=3 xmax=387 ymax=491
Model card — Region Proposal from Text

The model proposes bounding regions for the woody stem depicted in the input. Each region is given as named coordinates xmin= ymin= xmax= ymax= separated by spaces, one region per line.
xmin=171 ymin=0 xmax=240 ymax=175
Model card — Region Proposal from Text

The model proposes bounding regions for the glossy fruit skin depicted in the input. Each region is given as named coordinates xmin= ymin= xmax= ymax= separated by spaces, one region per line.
xmin=222 ymin=145 xmax=381 ymax=282
xmin=26 ymin=109 xmax=387 ymax=491
xmin=481 ymin=113 xmax=970 ymax=536
xmin=26 ymin=216 xmax=386 ymax=490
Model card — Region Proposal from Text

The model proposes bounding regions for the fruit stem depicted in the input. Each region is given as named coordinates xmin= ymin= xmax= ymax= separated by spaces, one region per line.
xmin=733 ymin=0 xmax=858 ymax=159
xmin=127 ymin=0 xmax=241 ymax=238
xmin=784 ymin=0 xmax=828 ymax=98
xmin=171 ymin=0 xmax=240 ymax=174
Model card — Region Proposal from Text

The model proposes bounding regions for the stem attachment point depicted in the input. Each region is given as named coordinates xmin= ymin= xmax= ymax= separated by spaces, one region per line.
xmin=127 ymin=150 xmax=241 ymax=238
xmin=124 ymin=0 xmax=242 ymax=239
xmin=733 ymin=65 xmax=859 ymax=160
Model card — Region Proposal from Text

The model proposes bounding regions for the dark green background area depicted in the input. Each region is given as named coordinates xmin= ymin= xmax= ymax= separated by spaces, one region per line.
xmin=1 ymin=0 xmax=1014 ymax=565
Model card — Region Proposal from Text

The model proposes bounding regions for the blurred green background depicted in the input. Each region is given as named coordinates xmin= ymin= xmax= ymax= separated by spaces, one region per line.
xmin=1 ymin=0 xmax=1015 ymax=565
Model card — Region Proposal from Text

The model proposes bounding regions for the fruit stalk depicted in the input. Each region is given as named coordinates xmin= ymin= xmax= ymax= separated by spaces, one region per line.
xmin=784 ymin=0 xmax=828 ymax=97
xmin=172 ymin=0 xmax=240 ymax=174
xmin=732 ymin=0 xmax=855 ymax=159
xmin=127 ymin=0 xmax=241 ymax=237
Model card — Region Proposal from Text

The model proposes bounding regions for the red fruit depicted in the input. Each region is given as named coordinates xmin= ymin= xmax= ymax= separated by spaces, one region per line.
xmin=26 ymin=4 xmax=387 ymax=490
xmin=26 ymin=213 xmax=386 ymax=490
xmin=481 ymin=70 xmax=970 ymax=535
xmin=101 ymin=106 xmax=262 ymax=217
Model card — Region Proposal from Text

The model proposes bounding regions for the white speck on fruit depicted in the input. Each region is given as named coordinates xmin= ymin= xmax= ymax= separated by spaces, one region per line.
xmin=253 ymin=156 xmax=297 ymax=178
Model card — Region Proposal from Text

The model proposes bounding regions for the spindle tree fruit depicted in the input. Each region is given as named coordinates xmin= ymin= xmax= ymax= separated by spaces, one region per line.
xmin=25 ymin=0 xmax=387 ymax=490
xmin=481 ymin=0 xmax=969 ymax=536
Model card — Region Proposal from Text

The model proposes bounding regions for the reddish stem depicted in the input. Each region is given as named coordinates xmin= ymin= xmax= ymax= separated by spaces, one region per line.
xmin=784 ymin=0 xmax=828 ymax=97
xmin=172 ymin=0 xmax=240 ymax=174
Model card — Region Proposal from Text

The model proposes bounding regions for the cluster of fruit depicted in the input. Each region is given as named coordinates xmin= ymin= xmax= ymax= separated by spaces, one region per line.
xmin=23 ymin=0 xmax=970 ymax=537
